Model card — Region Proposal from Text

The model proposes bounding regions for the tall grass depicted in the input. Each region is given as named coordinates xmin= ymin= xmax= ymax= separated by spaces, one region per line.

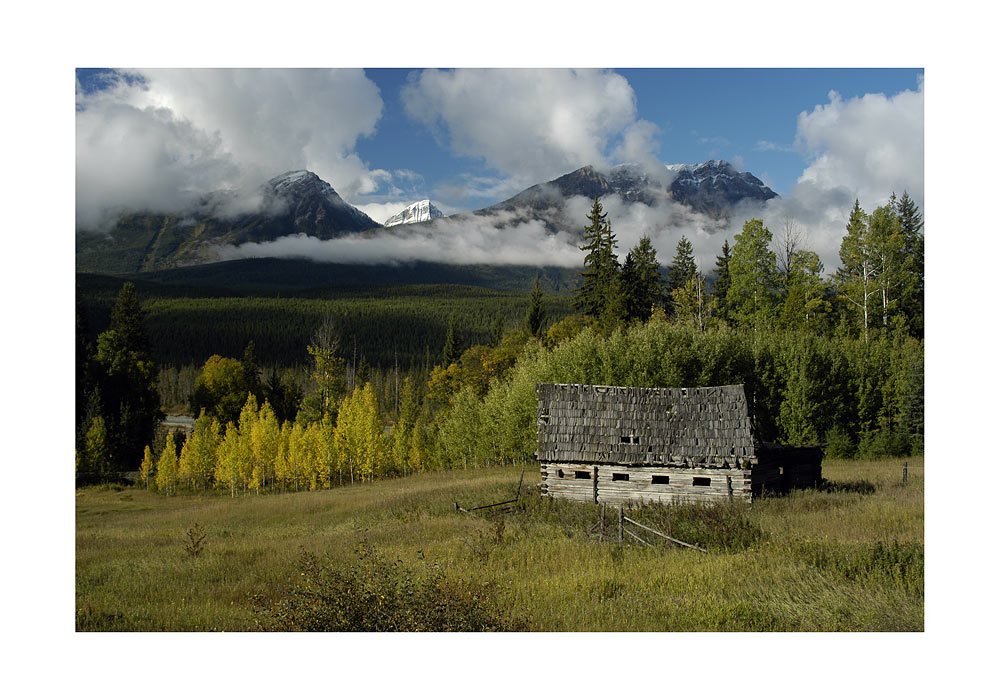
xmin=76 ymin=456 xmax=923 ymax=631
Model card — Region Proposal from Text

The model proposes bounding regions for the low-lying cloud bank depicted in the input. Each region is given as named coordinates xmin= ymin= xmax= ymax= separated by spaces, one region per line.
xmin=215 ymin=209 xmax=584 ymax=268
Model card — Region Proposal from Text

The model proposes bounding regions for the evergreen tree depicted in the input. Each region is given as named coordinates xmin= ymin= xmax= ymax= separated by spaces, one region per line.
xmin=490 ymin=309 xmax=506 ymax=347
xmin=263 ymin=367 xmax=302 ymax=424
xmin=524 ymin=275 xmax=547 ymax=337
xmin=711 ymin=239 xmax=733 ymax=323
xmin=93 ymin=283 xmax=162 ymax=474
xmin=728 ymin=219 xmax=779 ymax=331
xmin=667 ymin=235 xmax=697 ymax=314
xmin=442 ymin=317 xmax=460 ymax=366
xmin=575 ymin=197 xmax=610 ymax=316
xmin=621 ymin=235 xmax=663 ymax=323
xmin=241 ymin=341 xmax=263 ymax=404
xmin=574 ymin=196 xmax=622 ymax=322
xmin=894 ymin=191 xmax=924 ymax=337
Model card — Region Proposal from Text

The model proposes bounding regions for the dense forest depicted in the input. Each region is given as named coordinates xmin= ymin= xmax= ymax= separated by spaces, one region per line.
xmin=75 ymin=192 xmax=923 ymax=492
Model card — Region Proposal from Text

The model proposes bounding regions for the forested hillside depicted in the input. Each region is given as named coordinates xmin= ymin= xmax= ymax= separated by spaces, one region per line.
xmin=75 ymin=192 xmax=923 ymax=490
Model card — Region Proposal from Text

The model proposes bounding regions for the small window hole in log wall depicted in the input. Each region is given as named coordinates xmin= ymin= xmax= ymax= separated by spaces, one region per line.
xmin=612 ymin=472 xmax=630 ymax=481
xmin=557 ymin=469 xmax=564 ymax=479
xmin=651 ymin=475 xmax=670 ymax=485
xmin=693 ymin=477 xmax=712 ymax=487
xmin=575 ymin=471 xmax=591 ymax=480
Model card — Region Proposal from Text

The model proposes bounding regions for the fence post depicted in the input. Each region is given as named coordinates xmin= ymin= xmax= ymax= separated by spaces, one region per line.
xmin=618 ymin=505 xmax=624 ymax=545
xmin=903 ymin=461 xmax=908 ymax=486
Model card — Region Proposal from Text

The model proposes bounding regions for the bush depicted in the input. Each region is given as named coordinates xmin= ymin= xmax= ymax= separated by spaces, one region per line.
xmin=857 ymin=427 xmax=910 ymax=459
xmin=824 ymin=425 xmax=856 ymax=459
xmin=253 ymin=543 xmax=528 ymax=632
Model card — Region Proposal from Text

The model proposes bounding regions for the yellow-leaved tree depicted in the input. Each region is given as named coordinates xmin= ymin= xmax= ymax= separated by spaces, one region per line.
xmin=250 ymin=401 xmax=280 ymax=494
xmin=139 ymin=444 xmax=154 ymax=490
xmin=215 ymin=422 xmax=247 ymax=497
xmin=236 ymin=395 xmax=259 ymax=493
xmin=335 ymin=383 xmax=389 ymax=484
xmin=178 ymin=411 xmax=221 ymax=490
xmin=155 ymin=432 xmax=179 ymax=495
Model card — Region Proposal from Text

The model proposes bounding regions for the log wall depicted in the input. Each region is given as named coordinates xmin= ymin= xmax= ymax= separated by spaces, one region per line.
xmin=540 ymin=462 xmax=753 ymax=505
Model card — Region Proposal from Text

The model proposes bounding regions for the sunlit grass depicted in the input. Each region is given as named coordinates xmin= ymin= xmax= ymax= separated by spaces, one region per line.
xmin=76 ymin=457 xmax=923 ymax=631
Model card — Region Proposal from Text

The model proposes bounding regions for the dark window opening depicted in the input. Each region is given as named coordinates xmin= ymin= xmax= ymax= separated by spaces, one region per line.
xmin=619 ymin=435 xmax=639 ymax=444
xmin=574 ymin=471 xmax=591 ymax=480
xmin=557 ymin=469 xmax=564 ymax=479
xmin=693 ymin=477 xmax=711 ymax=487
xmin=651 ymin=475 xmax=670 ymax=485
xmin=612 ymin=473 xmax=629 ymax=481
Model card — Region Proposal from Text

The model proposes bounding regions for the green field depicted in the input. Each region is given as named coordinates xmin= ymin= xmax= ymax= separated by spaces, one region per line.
xmin=76 ymin=456 xmax=923 ymax=631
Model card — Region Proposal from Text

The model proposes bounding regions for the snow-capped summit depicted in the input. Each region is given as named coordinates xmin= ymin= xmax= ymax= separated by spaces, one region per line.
xmin=384 ymin=199 xmax=444 ymax=227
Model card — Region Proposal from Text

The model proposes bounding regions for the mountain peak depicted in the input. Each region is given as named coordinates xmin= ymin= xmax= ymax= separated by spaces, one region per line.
xmin=384 ymin=199 xmax=444 ymax=227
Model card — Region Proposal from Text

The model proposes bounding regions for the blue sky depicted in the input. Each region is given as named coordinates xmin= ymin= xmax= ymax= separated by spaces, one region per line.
xmin=75 ymin=67 xmax=924 ymax=269
xmin=347 ymin=68 xmax=922 ymax=205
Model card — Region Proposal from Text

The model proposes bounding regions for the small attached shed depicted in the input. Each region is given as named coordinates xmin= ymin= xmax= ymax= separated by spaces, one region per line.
xmin=535 ymin=383 xmax=821 ymax=505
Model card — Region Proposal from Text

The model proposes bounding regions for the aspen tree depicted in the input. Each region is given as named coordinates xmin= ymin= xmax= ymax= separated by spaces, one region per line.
xmin=251 ymin=401 xmax=280 ymax=494
xmin=155 ymin=432 xmax=179 ymax=495
xmin=236 ymin=396 xmax=259 ymax=495
xmin=274 ymin=422 xmax=292 ymax=492
xmin=139 ymin=444 xmax=153 ymax=490
xmin=215 ymin=422 xmax=243 ymax=497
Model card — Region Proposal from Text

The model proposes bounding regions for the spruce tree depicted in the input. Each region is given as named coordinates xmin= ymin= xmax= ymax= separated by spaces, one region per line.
xmin=712 ymin=239 xmax=733 ymax=323
xmin=575 ymin=197 xmax=610 ymax=317
xmin=241 ymin=340 xmax=263 ymax=403
xmin=667 ymin=236 xmax=697 ymax=315
xmin=895 ymin=191 xmax=924 ymax=337
xmin=525 ymin=275 xmax=547 ymax=337
xmin=621 ymin=235 xmax=663 ymax=322
xmin=93 ymin=283 xmax=162 ymax=474
xmin=442 ymin=317 xmax=459 ymax=366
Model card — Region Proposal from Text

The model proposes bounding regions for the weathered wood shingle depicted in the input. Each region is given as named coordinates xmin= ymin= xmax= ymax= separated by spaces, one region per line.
xmin=535 ymin=383 xmax=757 ymax=468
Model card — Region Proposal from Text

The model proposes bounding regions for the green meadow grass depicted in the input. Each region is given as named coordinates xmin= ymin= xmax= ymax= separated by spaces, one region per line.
xmin=76 ymin=457 xmax=923 ymax=631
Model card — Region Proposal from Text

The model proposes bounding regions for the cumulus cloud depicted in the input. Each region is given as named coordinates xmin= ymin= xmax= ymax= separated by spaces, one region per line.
xmin=795 ymin=83 xmax=923 ymax=209
xmin=76 ymin=68 xmax=387 ymax=230
xmin=759 ymin=81 xmax=925 ymax=270
xmin=402 ymin=69 xmax=649 ymax=198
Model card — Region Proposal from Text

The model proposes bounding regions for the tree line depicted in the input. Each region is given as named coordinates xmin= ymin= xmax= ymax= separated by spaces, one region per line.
xmin=76 ymin=191 xmax=923 ymax=490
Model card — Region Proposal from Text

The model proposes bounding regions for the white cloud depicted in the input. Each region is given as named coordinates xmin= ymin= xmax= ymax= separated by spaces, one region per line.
xmin=795 ymin=84 xmax=924 ymax=211
xmin=215 ymin=209 xmax=583 ymax=267
xmin=402 ymin=69 xmax=648 ymax=194
xmin=76 ymin=69 xmax=387 ymax=230
xmin=756 ymin=82 xmax=925 ymax=271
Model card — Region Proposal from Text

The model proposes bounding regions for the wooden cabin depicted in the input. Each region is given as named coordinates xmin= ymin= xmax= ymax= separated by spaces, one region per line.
xmin=535 ymin=382 xmax=821 ymax=505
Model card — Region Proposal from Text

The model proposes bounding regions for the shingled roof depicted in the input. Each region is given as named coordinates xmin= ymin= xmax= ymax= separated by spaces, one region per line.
xmin=535 ymin=383 xmax=758 ymax=468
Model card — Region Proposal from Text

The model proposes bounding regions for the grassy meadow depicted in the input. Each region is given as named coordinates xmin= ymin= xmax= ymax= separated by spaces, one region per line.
xmin=76 ymin=456 xmax=923 ymax=632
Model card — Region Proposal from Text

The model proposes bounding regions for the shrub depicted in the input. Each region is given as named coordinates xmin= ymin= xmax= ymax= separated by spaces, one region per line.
xmin=824 ymin=425 xmax=856 ymax=459
xmin=253 ymin=543 xmax=528 ymax=632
